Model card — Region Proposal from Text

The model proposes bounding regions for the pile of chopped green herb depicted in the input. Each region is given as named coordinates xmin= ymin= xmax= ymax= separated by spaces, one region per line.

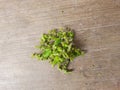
xmin=32 ymin=27 xmax=84 ymax=73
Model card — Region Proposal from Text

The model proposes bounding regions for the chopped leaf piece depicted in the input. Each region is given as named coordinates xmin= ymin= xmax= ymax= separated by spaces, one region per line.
xmin=54 ymin=38 xmax=61 ymax=45
xmin=43 ymin=49 xmax=51 ymax=58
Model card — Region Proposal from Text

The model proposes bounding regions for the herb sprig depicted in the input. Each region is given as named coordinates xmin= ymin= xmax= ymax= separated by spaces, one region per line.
xmin=32 ymin=27 xmax=84 ymax=73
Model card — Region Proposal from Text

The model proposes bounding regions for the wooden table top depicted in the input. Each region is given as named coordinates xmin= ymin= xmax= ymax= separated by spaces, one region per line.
xmin=0 ymin=0 xmax=120 ymax=90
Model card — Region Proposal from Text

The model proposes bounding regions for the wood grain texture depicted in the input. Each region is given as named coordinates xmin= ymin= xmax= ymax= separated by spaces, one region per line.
xmin=0 ymin=0 xmax=120 ymax=90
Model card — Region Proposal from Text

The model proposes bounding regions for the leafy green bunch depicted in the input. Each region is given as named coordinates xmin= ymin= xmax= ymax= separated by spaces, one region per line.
xmin=32 ymin=27 xmax=84 ymax=73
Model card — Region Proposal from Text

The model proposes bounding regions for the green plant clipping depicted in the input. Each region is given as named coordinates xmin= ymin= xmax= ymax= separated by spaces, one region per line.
xmin=32 ymin=27 xmax=84 ymax=73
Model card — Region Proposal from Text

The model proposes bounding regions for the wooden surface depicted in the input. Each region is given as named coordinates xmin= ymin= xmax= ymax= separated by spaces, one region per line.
xmin=0 ymin=0 xmax=120 ymax=90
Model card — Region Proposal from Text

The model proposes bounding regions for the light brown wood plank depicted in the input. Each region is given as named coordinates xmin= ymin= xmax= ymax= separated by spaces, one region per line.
xmin=0 ymin=0 xmax=120 ymax=90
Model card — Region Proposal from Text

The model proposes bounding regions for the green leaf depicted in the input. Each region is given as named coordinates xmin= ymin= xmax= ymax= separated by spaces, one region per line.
xmin=54 ymin=38 xmax=61 ymax=45
xmin=51 ymin=56 xmax=61 ymax=67
xmin=67 ymin=43 xmax=72 ymax=52
xmin=57 ymin=47 xmax=62 ymax=52
xmin=43 ymin=49 xmax=51 ymax=58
